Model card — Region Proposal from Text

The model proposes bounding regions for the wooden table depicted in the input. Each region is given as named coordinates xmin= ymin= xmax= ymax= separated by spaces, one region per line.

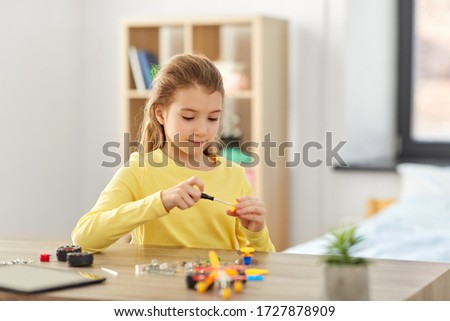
xmin=0 ymin=240 xmax=449 ymax=300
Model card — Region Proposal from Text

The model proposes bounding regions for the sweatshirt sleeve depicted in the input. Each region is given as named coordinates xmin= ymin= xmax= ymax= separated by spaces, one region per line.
xmin=236 ymin=224 xmax=276 ymax=252
xmin=71 ymin=153 xmax=168 ymax=252
xmin=234 ymin=168 xmax=276 ymax=252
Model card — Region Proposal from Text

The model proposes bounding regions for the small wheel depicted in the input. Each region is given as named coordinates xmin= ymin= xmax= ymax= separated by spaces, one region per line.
xmin=234 ymin=280 xmax=243 ymax=293
xmin=196 ymin=281 xmax=207 ymax=293
xmin=186 ymin=274 xmax=196 ymax=289
xmin=222 ymin=287 xmax=231 ymax=300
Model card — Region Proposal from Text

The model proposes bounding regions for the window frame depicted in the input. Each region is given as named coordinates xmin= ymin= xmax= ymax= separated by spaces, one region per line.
xmin=397 ymin=0 xmax=450 ymax=161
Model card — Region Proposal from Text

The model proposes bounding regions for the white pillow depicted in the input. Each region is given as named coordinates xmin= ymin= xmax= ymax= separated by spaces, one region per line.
xmin=396 ymin=163 xmax=450 ymax=201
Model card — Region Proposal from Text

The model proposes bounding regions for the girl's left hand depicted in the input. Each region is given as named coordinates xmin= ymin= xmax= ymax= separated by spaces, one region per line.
xmin=226 ymin=196 xmax=266 ymax=232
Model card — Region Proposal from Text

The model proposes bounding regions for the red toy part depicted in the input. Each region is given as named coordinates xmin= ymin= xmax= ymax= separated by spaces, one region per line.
xmin=40 ymin=253 xmax=50 ymax=262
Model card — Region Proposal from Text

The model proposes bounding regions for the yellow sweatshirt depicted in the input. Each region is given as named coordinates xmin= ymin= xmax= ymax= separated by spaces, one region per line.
xmin=72 ymin=149 xmax=275 ymax=252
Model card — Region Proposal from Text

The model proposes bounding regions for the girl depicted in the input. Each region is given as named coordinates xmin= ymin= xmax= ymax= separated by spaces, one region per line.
xmin=72 ymin=53 xmax=275 ymax=252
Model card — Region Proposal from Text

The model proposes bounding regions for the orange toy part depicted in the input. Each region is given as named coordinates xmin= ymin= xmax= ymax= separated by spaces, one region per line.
xmin=240 ymin=247 xmax=255 ymax=256
xmin=229 ymin=200 xmax=238 ymax=214
xmin=208 ymin=250 xmax=220 ymax=269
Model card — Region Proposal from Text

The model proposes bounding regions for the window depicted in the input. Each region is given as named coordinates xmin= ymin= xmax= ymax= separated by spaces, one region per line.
xmin=397 ymin=0 xmax=450 ymax=160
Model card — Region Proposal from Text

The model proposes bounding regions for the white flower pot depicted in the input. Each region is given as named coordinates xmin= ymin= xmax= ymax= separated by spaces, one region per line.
xmin=324 ymin=265 xmax=370 ymax=300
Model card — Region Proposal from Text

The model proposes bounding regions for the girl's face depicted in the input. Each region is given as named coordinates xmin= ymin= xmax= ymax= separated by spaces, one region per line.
xmin=156 ymin=85 xmax=222 ymax=165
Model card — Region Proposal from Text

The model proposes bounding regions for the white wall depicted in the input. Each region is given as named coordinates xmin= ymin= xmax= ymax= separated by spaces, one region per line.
xmin=0 ymin=0 xmax=84 ymax=240
xmin=320 ymin=0 xmax=400 ymax=237
xmin=0 ymin=0 xmax=400 ymax=247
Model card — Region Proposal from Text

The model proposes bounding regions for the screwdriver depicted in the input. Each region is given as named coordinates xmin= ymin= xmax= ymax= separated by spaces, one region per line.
xmin=200 ymin=193 xmax=233 ymax=206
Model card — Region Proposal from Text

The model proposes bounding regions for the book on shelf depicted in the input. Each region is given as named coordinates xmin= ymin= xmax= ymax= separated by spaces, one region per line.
xmin=136 ymin=49 xmax=158 ymax=89
xmin=128 ymin=46 xmax=146 ymax=91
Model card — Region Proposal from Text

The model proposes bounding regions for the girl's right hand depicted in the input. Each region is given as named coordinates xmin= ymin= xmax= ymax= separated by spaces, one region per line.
xmin=160 ymin=176 xmax=204 ymax=212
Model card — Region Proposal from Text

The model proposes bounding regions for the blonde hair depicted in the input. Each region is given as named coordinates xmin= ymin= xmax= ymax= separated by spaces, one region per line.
xmin=139 ymin=53 xmax=224 ymax=153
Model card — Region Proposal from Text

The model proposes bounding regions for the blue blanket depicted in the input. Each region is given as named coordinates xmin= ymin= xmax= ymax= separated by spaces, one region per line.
xmin=284 ymin=196 xmax=450 ymax=263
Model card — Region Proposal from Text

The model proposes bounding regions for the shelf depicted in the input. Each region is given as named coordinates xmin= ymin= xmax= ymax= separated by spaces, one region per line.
xmin=128 ymin=89 xmax=252 ymax=100
xmin=226 ymin=90 xmax=253 ymax=99
xmin=128 ymin=89 xmax=150 ymax=99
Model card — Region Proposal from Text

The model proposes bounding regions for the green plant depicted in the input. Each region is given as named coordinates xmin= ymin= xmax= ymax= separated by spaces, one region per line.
xmin=324 ymin=225 xmax=367 ymax=265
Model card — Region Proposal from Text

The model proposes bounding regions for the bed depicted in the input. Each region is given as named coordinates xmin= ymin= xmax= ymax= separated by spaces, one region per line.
xmin=283 ymin=163 xmax=450 ymax=263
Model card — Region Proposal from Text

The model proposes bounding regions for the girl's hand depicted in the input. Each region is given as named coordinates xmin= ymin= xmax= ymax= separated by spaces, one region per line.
xmin=226 ymin=196 xmax=266 ymax=232
xmin=161 ymin=176 xmax=204 ymax=212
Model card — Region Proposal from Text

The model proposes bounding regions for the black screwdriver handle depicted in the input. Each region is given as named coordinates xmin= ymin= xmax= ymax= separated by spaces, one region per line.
xmin=200 ymin=193 xmax=214 ymax=201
